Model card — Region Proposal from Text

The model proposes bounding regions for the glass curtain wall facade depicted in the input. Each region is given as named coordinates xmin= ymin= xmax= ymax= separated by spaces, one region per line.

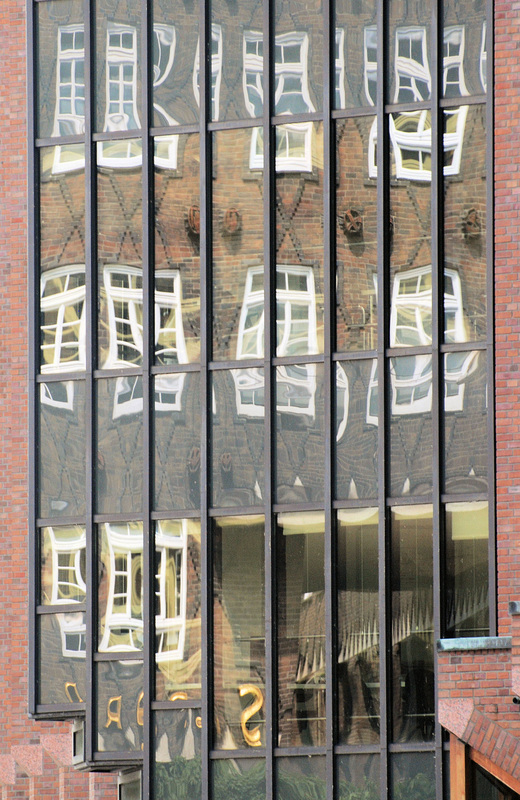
xmin=28 ymin=0 xmax=493 ymax=797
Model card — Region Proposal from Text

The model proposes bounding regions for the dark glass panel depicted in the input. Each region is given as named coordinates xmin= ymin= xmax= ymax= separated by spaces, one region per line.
xmin=444 ymin=350 xmax=488 ymax=494
xmin=444 ymin=105 xmax=486 ymax=342
xmin=40 ymin=525 xmax=86 ymax=605
xmin=94 ymin=0 xmax=142 ymax=134
xmin=37 ymin=612 xmax=86 ymax=705
xmin=336 ymin=754 xmax=380 ymax=800
xmin=212 ymin=0 xmax=263 ymax=122
xmin=387 ymin=2 xmax=431 ymax=105
xmin=334 ymin=0 xmax=377 ymax=109
xmin=96 ymin=377 xmax=143 ymax=513
xmin=274 ymin=0 xmax=322 ymax=115
xmin=445 ymin=502 xmax=489 ymax=638
xmin=277 ymin=512 xmax=325 ymax=748
xmin=213 ymin=516 xmax=265 ymax=749
xmin=337 ymin=509 xmax=380 ymax=745
xmin=390 ymin=752 xmax=435 ymax=798
xmin=211 ymin=369 xmax=265 ymax=508
xmin=276 ymin=122 xmax=324 ymax=356
xmin=389 ymin=356 xmax=433 ymax=497
xmin=276 ymin=363 xmax=324 ymax=504
xmin=97 ymin=141 xmax=143 ymax=369
xmin=213 ymin=759 xmax=265 ymax=800
xmin=37 ymin=0 xmax=85 ymax=139
xmin=39 ymin=380 xmax=86 ymax=517
xmin=152 ymin=0 xmax=200 ymax=126
xmin=443 ymin=0 xmax=487 ymax=99
xmin=276 ymin=756 xmax=326 ymax=800
xmin=391 ymin=506 xmax=434 ymax=743
xmin=155 ymin=133 xmax=200 ymax=365
xmin=153 ymin=372 xmax=201 ymax=512
xmin=335 ymin=360 xmax=378 ymax=501
xmin=212 ymin=129 xmax=265 ymax=361
xmin=154 ymin=709 xmax=201 ymax=798
xmin=98 ymin=522 xmax=143 ymax=653
xmin=155 ymin=519 xmax=201 ymax=701
xmin=96 ymin=660 xmax=143 ymax=752
xmin=336 ymin=117 xmax=377 ymax=353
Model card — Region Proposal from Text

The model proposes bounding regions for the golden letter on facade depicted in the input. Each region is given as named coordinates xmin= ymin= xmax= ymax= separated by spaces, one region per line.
xmin=137 ymin=690 xmax=144 ymax=726
xmin=64 ymin=682 xmax=83 ymax=703
xmin=168 ymin=691 xmax=188 ymax=703
xmin=239 ymin=684 xmax=264 ymax=747
xmin=105 ymin=695 xmax=122 ymax=729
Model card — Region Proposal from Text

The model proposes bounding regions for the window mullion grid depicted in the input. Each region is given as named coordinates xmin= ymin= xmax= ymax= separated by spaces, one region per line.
xmin=430 ymin=0 xmax=445 ymax=796
xmin=200 ymin=0 xmax=212 ymax=795
xmin=377 ymin=0 xmax=391 ymax=793
xmin=28 ymin=0 xmax=38 ymax=719
xmin=263 ymin=0 xmax=276 ymax=795
xmin=322 ymin=0 xmax=335 ymax=796
xmin=85 ymin=0 xmax=97 ymax=764
xmin=141 ymin=0 xmax=154 ymax=794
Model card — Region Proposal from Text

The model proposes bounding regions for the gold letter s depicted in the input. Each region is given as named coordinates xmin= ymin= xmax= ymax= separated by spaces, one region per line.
xmin=239 ymin=684 xmax=264 ymax=747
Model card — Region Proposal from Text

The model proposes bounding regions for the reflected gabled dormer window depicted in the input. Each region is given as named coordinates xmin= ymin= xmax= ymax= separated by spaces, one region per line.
xmin=443 ymin=26 xmax=467 ymax=97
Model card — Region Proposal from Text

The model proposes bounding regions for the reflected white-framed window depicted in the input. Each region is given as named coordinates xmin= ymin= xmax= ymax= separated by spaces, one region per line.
xmin=443 ymin=26 xmax=467 ymax=97
xmin=99 ymin=523 xmax=143 ymax=653
xmin=52 ymin=25 xmax=86 ymax=172
xmin=335 ymin=364 xmax=349 ymax=441
xmin=46 ymin=525 xmax=87 ymax=605
xmin=233 ymin=367 xmax=265 ymax=418
xmin=193 ymin=24 xmax=222 ymax=121
xmin=364 ymin=25 xmax=377 ymax=106
xmin=40 ymin=380 xmax=76 ymax=411
xmin=274 ymin=31 xmax=314 ymax=114
xmin=155 ymin=519 xmax=187 ymax=663
xmin=59 ymin=612 xmax=86 ymax=658
xmin=480 ymin=22 xmax=487 ymax=92
xmin=395 ymin=27 xmax=430 ymax=103
xmin=103 ymin=265 xmax=143 ymax=368
xmin=155 ymin=269 xmax=188 ymax=365
xmin=243 ymin=30 xmax=264 ymax=117
xmin=40 ymin=264 xmax=86 ymax=372
xmin=335 ymin=29 xmax=346 ymax=108
xmin=277 ymin=362 xmax=317 ymax=418
xmin=152 ymin=23 xmax=179 ymax=168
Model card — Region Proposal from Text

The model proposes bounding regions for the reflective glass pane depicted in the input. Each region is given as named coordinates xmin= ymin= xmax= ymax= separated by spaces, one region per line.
xmin=443 ymin=0 xmax=487 ymax=99
xmin=335 ymin=361 xmax=378 ymax=501
xmin=337 ymin=509 xmax=379 ymax=745
xmin=275 ymin=0 xmax=322 ymax=115
xmin=212 ymin=369 xmax=265 ymax=508
xmin=39 ymin=381 xmax=86 ymax=518
xmin=96 ymin=377 xmax=143 ymax=514
xmin=212 ymin=129 xmax=265 ymax=361
xmin=277 ymin=512 xmax=325 ymax=748
xmin=391 ymin=506 xmax=434 ymax=743
xmin=37 ymin=0 xmax=85 ymax=139
xmin=37 ymin=612 xmax=86 ymax=705
xmin=445 ymin=502 xmax=489 ymax=638
xmin=153 ymin=372 xmax=201 ymax=512
xmin=94 ymin=0 xmax=142 ymax=134
xmin=213 ymin=516 xmax=265 ymax=749
xmin=213 ymin=758 xmax=265 ymax=800
xmin=98 ymin=522 xmax=143 ymax=653
xmin=389 ymin=356 xmax=433 ymax=497
xmin=336 ymin=118 xmax=377 ymax=352
xmin=40 ymin=525 xmax=86 ymax=605
xmin=276 ymin=122 xmax=323 ymax=356
xmin=155 ymin=519 xmax=201 ymax=701
xmin=276 ymin=363 xmax=324 ymax=503
xmin=96 ymin=660 xmax=143 ymax=752
xmin=152 ymin=0 xmax=200 ymax=126
xmin=337 ymin=754 xmax=380 ymax=800
xmin=154 ymin=709 xmax=201 ymax=797
xmin=444 ymin=350 xmax=488 ymax=494
xmin=388 ymin=3 xmax=431 ymax=105
xmin=444 ymin=105 xmax=486 ymax=342
xmin=334 ymin=0 xmax=377 ymax=109
xmin=390 ymin=752 xmax=435 ymax=798
xmin=277 ymin=756 xmax=326 ymax=800
xmin=155 ymin=133 xmax=200 ymax=365
xmin=97 ymin=141 xmax=143 ymax=369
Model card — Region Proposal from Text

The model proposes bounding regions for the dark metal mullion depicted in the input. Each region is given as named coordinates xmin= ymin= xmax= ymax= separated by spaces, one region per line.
xmin=263 ymin=0 xmax=275 ymax=794
xmin=486 ymin=0 xmax=496 ymax=637
xmin=200 ymin=0 xmax=212 ymax=796
xmin=141 ymin=0 xmax=154 ymax=795
xmin=27 ymin=0 xmax=38 ymax=719
xmin=376 ymin=0 xmax=390 ymax=794
xmin=84 ymin=0 xmax=96 ymax=765
xmin=322 ymin=0 xmax=335 ymax=796
xmin=430 ymin=2 xmax=444 ymax=798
